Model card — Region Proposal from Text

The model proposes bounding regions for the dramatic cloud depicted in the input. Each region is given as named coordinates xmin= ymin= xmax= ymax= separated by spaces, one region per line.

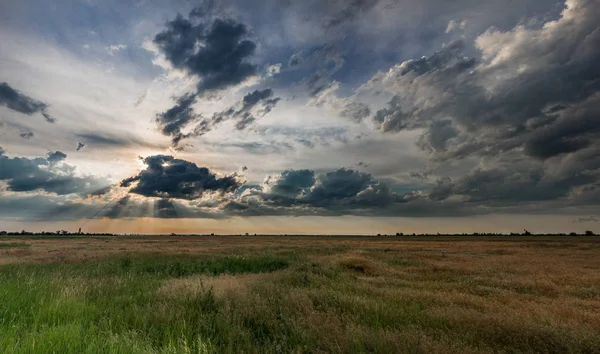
xmin=120 ymin=155 xmax=242 ymax=200
xmin=150 ymin=8 xmax=278 ymax=145
xmin=0 ymin=149 xmax=109 ymax=196
xmin=153 ymin=10 xmax=257 ymax=94
xmin=264 ymin=169 xmax=315 ymax=197
xmin=226 ymin=167 xmax=412 ymax=216
xmin=372 ymin=1 xmax=600 ymax=158
xmin=0 ymin=82 xmax=56 ymax=123
xmin=367 ymin=0 xmax=600 ymax=208
xmin=2 ymin=0 xmax=599 ymax=228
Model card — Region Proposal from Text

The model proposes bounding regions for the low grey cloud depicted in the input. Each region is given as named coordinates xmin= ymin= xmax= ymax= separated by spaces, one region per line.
xmin=225 ymin=167 xmax=409 ymax=216
xmin=264 ymin=169 xmax=315 ymax=197
xmin=0 ymin=82 xmax=57 ymax=123
xmin=0 ymin=149 xmax=110 ymax=196
xmin=120 ymin=155 xmax=242 ymax=200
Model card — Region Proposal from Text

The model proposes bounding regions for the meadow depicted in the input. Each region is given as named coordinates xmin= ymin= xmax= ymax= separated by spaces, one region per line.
xmin=1 ymin=235 xmax=599 ymax=353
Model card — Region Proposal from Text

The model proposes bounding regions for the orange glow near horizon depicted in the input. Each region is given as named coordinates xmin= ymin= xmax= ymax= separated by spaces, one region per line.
xmin=1 ymin=214 xmax=596 ymax=235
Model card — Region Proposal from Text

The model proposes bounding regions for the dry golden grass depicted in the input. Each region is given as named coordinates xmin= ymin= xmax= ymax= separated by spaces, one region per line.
xmin=158 ymin=272 xmax=272 ymax=297
xmin=2 ymin=235 xmax=600 ymax=353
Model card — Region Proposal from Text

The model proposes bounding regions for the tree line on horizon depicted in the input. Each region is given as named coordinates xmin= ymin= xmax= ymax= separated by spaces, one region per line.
xmin=0 ymin=229 xmax=596 ymax=237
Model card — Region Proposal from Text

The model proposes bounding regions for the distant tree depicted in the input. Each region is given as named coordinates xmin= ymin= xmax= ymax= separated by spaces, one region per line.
xmin=245 ymin=233 xmax=249 ymax=236
xmin=396 ymin=232 xmax=403 ymax=236
xmin=0 ymin=231 xmax=6 ymax=235
xmin=585 ymin=230 xmax=595 ymax=236
xmin=377 ymin=233 xmax=381 ymax=237
xmin=210 ymin=233 xmax=215 ymax=236
xmin=569 ymin=232 xmax=578 ymax=236
xmin=523 ymin=229 xmax=532 ymax=236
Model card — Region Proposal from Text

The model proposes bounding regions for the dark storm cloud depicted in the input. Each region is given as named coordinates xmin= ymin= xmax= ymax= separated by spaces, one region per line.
xmin=417 ymin=120 xmax=459 ymax=153
xmin=120 ymin=155 xmax=241 ymax=200
xmin=366 ymin=0 xmax=600 ymax=208
xmin=76 ymin=142 xmax=86 ymax=151
xmin=153 ymin=11 xmax=257 ymax=94
xmin=306 ymin=168 xmax=372 ymax=202
xmin=0 ymin=82 xmax=56 ymax=123
xmin=232 ymin=167 xmax=408 ymax=215
xmin=429 ymin=177 xmax=453 ymax=201
xmin=372 ymin=40 xmax=476 ymax=133
xmin=0 ymin=159 xmax=565 ymax=221
xmin=373 ymin=2 xmax=600 ymax=157
xmin=423 ymin=153 xmax=599 ymax=207
xmin=0 ymin=149 xmax=109 ymax=196
xmin=264 ymin=169 xmax=315 ymax=197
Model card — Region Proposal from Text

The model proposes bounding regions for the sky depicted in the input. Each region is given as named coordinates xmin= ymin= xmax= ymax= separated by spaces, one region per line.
xmin=1 ymin=0 xmax=599 ymax=234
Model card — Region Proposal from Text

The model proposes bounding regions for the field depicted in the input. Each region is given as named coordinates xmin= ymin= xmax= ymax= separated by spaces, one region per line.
xmin=1 ymin=235 xmax=599 ymax=353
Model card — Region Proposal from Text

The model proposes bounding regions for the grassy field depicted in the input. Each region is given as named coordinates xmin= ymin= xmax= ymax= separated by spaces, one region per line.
xmin=1 ymin=235 xmax=599 ymax=353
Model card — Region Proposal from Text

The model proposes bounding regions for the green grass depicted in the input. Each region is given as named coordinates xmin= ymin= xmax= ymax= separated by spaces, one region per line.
xmin=0 ymin=254 xmax=289 ymax=353
xmin=1 ymin=240 xmax=599 ymax=353
xmin=0 ymin=243 xmax=30 ymax=249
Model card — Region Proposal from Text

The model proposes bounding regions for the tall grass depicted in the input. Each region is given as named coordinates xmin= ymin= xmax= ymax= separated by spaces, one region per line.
xmin=1 ymin=239 xmax=599 ymax=353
